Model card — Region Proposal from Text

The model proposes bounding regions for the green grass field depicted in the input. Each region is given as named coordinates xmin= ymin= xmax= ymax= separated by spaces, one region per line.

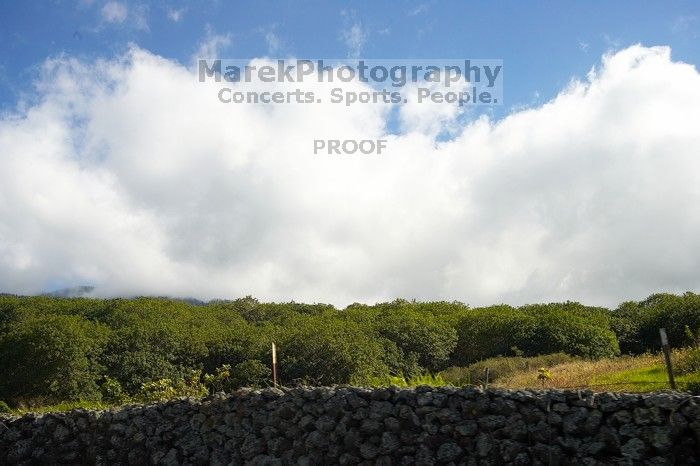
xmin=593 ymin=364 xmax=699 ymax=392
xmin=2 ymin=400 xmax=108 ymax=415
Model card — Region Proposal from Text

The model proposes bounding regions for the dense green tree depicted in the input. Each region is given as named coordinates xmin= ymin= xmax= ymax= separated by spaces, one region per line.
xmin=372 ymin=303 xmax=458 ymax=373
xmin=278 ymin=317 xmax=390 ymax=385
xmin=452 ymin=306 xmax=535 ymax=365
xmin=0 ymin=314 xmax=108 ymax=402
xmin=200 ymin=324 xmax=269 ymax=373
xmin=612 ymin=293 xmax=700 ymax=354
xmin=100 ymin=325 xmax=197 ymax=393
xmin=0 ymin=292 xmax=698 ymax=406
xmin=452 ymin=303 xmax=619 ymax=365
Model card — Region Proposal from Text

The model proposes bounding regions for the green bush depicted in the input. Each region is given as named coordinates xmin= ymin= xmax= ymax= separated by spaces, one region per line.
xmin=202 ymin=361 xmax=271 ymax=392
xmin=372 ymin=303 xmax=457 ymax=373
xmin=279 ymin=318 xmax=390 ymax=385
xmin=231 ymin=360 xmax=271 ymax=388
xmin=451 ymin=304 xmax=618 ymax=366
xmin=451 ymin=305 xmax=531 ymax=365
xmin=201 ymin=325 xmax=268 ymax=374
xmin=137 ymin=371 xmax=208 ymax=402
xmin=0 ymin=400 xmax=11 ymax=413
xmin=676 ymin=347 xmax=700 ymax=375
xmin=612 ymin=293 xmax=700 ymax=354
xmin=99 ymin=376 xmax=129 ymax=404
xmin=99 ymin=298 xmax=214 ymax=380
xmin=685 ymin=379 xmax=700 ymax=395
xmin=203 ymin=364 xmax=233 ymax=392
xmin=0 ymin=314 xmax=108 ymax=403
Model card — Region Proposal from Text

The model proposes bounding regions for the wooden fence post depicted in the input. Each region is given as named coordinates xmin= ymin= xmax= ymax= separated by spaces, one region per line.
xmin=271 ymin=342 xmax=278 ymax=388
xmin=659 ymin=328 xmax=676 ymax=390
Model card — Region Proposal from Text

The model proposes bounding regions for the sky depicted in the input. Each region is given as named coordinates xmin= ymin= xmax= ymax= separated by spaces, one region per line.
xmin=1 ymin=1 xmax=700 ymax=307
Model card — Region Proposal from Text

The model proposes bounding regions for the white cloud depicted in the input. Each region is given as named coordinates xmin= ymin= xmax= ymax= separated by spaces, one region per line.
xmin=255 ymin=24 xmax=284 ymax=57
xmin=257 ymin=25 xmax=281 ymax=56
xmin=99 ymin=1 xmax=148 ymax=30
xmin=340 ymin=11 xmax=367 ymax=58
xmin=167 ymin=7 xmax=184 ymax=23
xmin=408 ymin=3 xmax=430 ymax=16
xmin=265 ymin=31 xmax=280 ymax=55
xmin=602 ymin=33 xmax=621 ymax=50
xmin=101 ymin=1 xmax=128 ymax=24
xmin=672 ymin=15 xmax=696 ymax=33
xmin=1 ymin=45 xmax=700 ymax=307
xmin=132 ymin=4 xmax=149 ymax=31
xmin=342 ymin=23 xmax=366 ymax=58
xmin=194 ymin=27 xmax=232 ymax=60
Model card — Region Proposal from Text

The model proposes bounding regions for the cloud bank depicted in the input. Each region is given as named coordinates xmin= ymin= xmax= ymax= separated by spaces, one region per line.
xmin=1 ymin=45 xmax=699 ymax=307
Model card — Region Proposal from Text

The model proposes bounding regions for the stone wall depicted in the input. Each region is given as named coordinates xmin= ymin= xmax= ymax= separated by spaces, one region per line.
xmin=1 ymin=387 xmax=699 ymax=465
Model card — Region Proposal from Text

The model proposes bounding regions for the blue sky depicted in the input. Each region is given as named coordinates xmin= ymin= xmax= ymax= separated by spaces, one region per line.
xmin=1 ymin=1 xmax=699 ymax=115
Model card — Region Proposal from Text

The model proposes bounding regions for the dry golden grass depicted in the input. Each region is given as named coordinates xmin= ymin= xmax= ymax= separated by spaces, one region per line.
xmin=493 ymin=353 xmax=666 ymax=392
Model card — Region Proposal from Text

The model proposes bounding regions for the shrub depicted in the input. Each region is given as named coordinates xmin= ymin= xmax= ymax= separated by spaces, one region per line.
xmin=678 ymin=372 xmax=700 ymax=395
xmin=676 ymin=347 xmax=700 ymax=375
xmin=99 ymin=376 xmax=128 ymax=404
xmin=202 ymin=362 xmax=271 ymax=392
xmin=371 ymin=303 xmax=458 ymax=373
xmin=101 ymin=326 xmax=198 ymax=394
xmin=231 ymin=360 xmax=271 ymax=388
xmin=0 ymin=400 xmax=11 ymax=413
xmin=612 ymin=293 xmax=700 ymax=354
xmin=537 ymin=368 xmax=552 ymax=386
xmin=452 ymin=304 xmax=617 ymax=365
xmin=137 ymin=371 xmax=208 ymax=402
xmin=203 ymin=364 xmax=232 ymax=392
xmin=201 ymin=325 xmax=268 ymax=374
xmin=685 ymin=378 xmax=700 ymax=395
xmin=0 ymin=314 xmax=108 ymax=403
xmin=279 ymin=319 xmax=390 ymax=385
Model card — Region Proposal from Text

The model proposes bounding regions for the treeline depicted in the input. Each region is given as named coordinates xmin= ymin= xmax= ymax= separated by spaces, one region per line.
xmin=1 ymin=292 xmax=699 ymax=406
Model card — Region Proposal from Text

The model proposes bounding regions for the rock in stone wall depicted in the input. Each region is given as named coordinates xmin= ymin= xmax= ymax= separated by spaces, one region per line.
xmin=1 ymin=387 xmax=699 ymax=465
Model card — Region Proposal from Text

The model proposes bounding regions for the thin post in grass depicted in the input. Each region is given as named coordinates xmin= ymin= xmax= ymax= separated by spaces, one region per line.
xmin=271 ymin=342 xmax=278 ymax=388
xmin=659 ymin=328 xmax=676 ymax=390
xmin=484 ymin=367 xmax=490 ymax=389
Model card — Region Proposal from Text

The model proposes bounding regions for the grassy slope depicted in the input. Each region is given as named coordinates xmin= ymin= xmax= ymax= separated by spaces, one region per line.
xmin=593 ymin=365 xmax=699 ymax=392
xmin=494 ymin=351 xmax=698 ymax=392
